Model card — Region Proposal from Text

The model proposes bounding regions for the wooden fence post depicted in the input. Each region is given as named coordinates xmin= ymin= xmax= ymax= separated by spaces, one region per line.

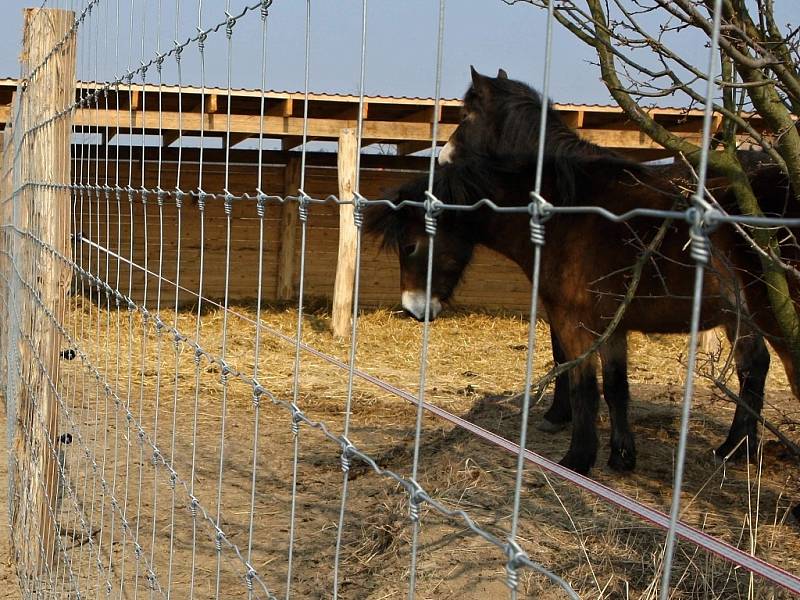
xmin=277 ymin=156 xmax=301 ymax=300
xmin=332 ymin=128 xmax=358 ymax=338
xmin=13 ymin=7 xmax=76 ymax=580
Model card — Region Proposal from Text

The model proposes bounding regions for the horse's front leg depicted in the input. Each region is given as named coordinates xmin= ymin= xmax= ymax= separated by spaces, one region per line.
xmin=539 ymin=328 xmax=572 ymax=432
xmin=550 ymin=315 xmax=602 ymax=475
xmin=599 ymin=332 xmax=636 ymax=471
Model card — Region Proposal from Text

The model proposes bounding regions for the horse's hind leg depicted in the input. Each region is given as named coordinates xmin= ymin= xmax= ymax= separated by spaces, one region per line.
xmin=539 ymin=328 xmax=572 ymax=432
xmin=715 ymin=323 xmax=770 ymax=461
xmin=600 ymin=332 xmax=636 ymax=472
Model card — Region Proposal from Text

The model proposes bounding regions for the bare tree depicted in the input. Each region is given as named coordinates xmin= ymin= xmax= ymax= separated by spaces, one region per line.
xmin=504 ymin=0 xmax=800 ymax=378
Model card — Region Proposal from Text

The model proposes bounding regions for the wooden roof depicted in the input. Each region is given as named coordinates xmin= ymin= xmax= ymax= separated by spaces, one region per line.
xmin=0 ymin=78 xmax=764 ymax=160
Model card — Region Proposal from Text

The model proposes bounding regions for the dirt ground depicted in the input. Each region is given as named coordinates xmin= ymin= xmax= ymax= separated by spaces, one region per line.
xmin=3 ymin=299 xmax=800 ymax=598
xmin=0 ymin=426 xmax=21 ymax=600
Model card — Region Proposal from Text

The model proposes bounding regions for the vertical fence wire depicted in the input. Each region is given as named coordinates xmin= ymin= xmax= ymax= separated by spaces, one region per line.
xmin=659 ymin=0 xmax=725 ymax=597
xmin=3 ymin=2 xmax=800 ymax=599
xmin=188 ymin=1 xmax=206 ymax=595
xmin=246 ymin=5 xmax=272 ymax=598
xmin=407 ymin=3 xmax=446 ymax=597
xmin=214 ymin=2 xmax=235 ymax=596
xmin=166 ymin=1 xmax=184 ymax=596
xmin=331 ymin=2 xmax=369 ymax=598
xmin=506 ymin=0 xmax=557 ymax=597
xmin=285 ymin=2 xmax=313 ymax=596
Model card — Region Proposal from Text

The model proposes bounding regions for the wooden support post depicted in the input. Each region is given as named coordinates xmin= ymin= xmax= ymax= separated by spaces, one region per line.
xmin=224 ymin=132 xmax=251 ymax=148
xmin=332 ymin=128 xmax=358 ymax=338
xmin=15 ymin=7 xmax=76 ymax=580
xmin=276 ymin=157 xmax=301 ymax=300
xmin=0 ymin=127 xmax=9 ymax=398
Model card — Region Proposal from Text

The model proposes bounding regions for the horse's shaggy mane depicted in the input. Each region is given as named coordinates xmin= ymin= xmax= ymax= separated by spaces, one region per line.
xmin=363 ymin=161 xmax=493 ymax=251
xmin=363 ymin=151 xmax=652 ymax=252
xmin=462 ymin=73 xmax=649 ymax=205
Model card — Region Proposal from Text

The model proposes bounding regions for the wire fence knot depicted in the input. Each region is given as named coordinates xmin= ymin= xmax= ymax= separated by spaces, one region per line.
xmin=408 ymin=480 xmax=426 ymax=523
xmin=189 ymin=496 xmax=199 ymax=518
xmin=246 ymin=565 xmax=257 ymax=591
xmin=224 ymin=190 xmax=234 ymax=216
xmin=504 ymin=538 xmax=528 ymax=591
xmin=339 ymin=437 xmax=356 ymax=472
xmin=225 ymin=13 xmax=236 ymax=38
xmin=290 ymin=403 xmax=305 ymax=437
xmin=252 ymin=384 xmax=266 ymax=408
xmin=423 ymin=191 xmax=443 ymax=236
xmin=196 ymin=189 xmax=207 ymax=212
xmin=686 ymin=207 xmax=711 ymax=265
xmin=298 ymin=190 xmax=311 ymax=222
xmin=256 ymin=189 xmax=267 ymax=217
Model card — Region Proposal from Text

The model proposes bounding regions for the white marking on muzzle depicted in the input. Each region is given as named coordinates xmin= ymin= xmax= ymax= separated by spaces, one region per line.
xmin=401 ymin=290 xmax=442 ymax=321
xmin=438 ymin=141 xmax=454 ymax=165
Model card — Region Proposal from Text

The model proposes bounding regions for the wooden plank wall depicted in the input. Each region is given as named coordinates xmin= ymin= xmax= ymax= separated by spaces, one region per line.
xmin=73 ymin=154 xmax=533 ymax=311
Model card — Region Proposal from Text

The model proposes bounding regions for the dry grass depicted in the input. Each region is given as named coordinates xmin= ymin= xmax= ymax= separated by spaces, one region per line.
xmin=24 ymin=296 xmax=800 ymax=598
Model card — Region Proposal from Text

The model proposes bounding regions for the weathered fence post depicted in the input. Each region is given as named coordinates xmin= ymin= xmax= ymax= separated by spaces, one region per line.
xmin=332 ymin=128 xmax=358 ymax=339
xmin=11 ymin=7 xmax=76 ymax=581
xmin=277 ymin=156 xmax=301 ymax=300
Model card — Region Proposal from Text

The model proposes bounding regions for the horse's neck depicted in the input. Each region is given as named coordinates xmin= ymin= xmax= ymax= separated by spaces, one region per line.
xmin=479 ymin=215 xmax=535 ymax=282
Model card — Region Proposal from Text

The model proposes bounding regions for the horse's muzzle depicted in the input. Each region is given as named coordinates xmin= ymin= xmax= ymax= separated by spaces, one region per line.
xmin=401 ymin=290 xmax=442 ymax=321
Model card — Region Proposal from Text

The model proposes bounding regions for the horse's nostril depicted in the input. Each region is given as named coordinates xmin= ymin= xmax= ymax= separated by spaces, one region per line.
xmin=403 ymin=308 xmax=426 ymax=322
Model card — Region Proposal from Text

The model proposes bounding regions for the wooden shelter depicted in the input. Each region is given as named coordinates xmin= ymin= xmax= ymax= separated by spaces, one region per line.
xmin=0 ymin=78 xmax=766 ymax=313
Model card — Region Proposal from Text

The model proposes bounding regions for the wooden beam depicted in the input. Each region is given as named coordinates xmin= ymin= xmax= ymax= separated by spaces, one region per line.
xmin=223 ymin=132 xmax=251 ymax=148
xmin=396 ymin=141 xmax=434 ymax=156
xmin=207 ymin=93 xmax=219 ymax=114
xmin=332 ymin=128 xmax=358 ymax=338
xmin=277 ymin=157 xmax=301 ymax=300
xmin=399 ymin=106 xmax=436 ymax=123
xmin=561 ymin=110 xmax=585 ymax=129
xmin=70 ymin=107 xmax=457 ymax=143
xmin=266 ymin=98 xmax=293 ymax=117
xmin=16 ymin=7 xmax=76 ymax=579
xmin=281 ymin=136 xmax=304 ymax=151
xmin=162 ymin=131 xmax=180 ymax=147
xmin=130 ymin=89 xmax=140 ymax=111
xmin=71 ymin=145 xmax=434 ymax=171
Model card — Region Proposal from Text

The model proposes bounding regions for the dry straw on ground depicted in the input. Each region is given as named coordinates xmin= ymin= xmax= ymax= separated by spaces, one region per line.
xmin=46 ymin=296 xmax=800 ymax=598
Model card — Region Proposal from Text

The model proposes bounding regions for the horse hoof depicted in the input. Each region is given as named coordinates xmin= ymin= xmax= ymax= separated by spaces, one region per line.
xmin=537 ymin=418 xmax=568 ymax=433
xmin=608 ymin=449 xmax=636 ymax=473
xmin=558 ymin=451 xmax=594 ymax=475
xmin=714 ymin=437 xmax=756 ymax=463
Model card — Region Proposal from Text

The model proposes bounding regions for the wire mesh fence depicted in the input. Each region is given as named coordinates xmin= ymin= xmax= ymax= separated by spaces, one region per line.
xmin=0 ymin=1 xmax=799 ymax=599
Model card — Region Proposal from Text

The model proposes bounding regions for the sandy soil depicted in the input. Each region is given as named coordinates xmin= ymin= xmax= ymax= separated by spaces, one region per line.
xmin=2 ymin=301 xmax=799 ymax=598
xmin=0 ymin=410 xmax=21 ymax=600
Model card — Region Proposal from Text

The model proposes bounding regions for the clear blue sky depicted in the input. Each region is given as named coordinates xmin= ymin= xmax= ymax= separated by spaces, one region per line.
xmin=0 ymin=0 xmax=609 ymax=104
xmin=1 ymin=1 xmax=795 ymax=107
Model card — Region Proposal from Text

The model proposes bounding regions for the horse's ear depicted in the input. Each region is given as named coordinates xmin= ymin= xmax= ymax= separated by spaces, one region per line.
xmin=470 ymin=65 xmax=482 ymax=84
xmin=497 ymin=68 xmax=508 ymax=79
xmin=470 ymin=65 xmax=491 ymax=96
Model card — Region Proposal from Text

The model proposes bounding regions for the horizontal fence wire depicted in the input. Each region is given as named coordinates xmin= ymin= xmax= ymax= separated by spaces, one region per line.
xmin=2 ymin=1 xmax=799 ymax=599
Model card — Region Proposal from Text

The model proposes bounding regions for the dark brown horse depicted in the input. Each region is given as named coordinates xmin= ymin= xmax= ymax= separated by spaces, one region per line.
xmin=365 ymin=70 xmax=798 ymax=475
xmin=440 ymin=68 xmax=800 ymax=433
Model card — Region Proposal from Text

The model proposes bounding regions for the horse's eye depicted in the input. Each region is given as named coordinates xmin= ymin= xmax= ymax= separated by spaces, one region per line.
xmin=401 ymin=242 xmax=418 ymax=257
